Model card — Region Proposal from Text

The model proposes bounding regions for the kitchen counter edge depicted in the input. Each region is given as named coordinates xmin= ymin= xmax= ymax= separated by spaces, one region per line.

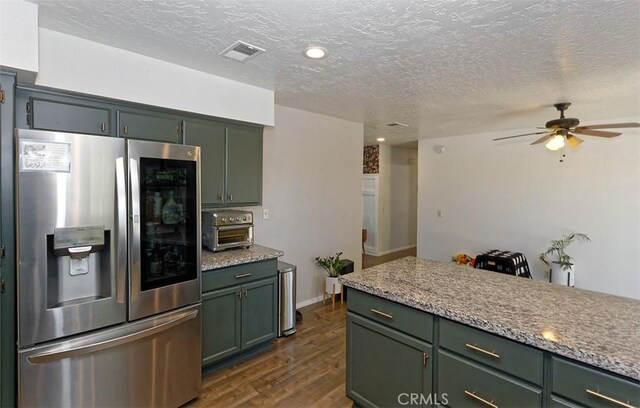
xmin=201 ymin=244 xmax=283 ymax=271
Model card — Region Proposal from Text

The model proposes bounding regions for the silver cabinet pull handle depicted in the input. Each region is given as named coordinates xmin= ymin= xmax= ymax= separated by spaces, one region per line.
xmin=235 ymin=273 xmax=252 ymax=279
xmin=464 ymin=390 xmax=498 ymax=408
xmin=101 ymin=122 xmax=106 ymax=132
xmin=244 ymin=290 xmax=248 ymax=298
xmin=465 ymin=343 xmax=500 ymax=359
xmin=227 ymin=194 xmax=233 ymax=201
xmin=370 ymin=308 xmax=393 ymax=319
xmin=586 ymin=389 xmax=636 ymax=408
xmin=217 ymin=193 xmax=224 ymax=202
xmin=123 ymin=124 xmax=129 ymax=135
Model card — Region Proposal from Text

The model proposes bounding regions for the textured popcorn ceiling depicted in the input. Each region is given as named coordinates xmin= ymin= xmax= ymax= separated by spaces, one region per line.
xmin=28 ymin=0 xmax=640 ymax=145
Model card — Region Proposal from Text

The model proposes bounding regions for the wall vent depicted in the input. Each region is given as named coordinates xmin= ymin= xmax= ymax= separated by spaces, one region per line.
xmin=219 ymin=41 xmax=265 ymax=63
xmin=386 ymin=122 xmax=409 ymax=127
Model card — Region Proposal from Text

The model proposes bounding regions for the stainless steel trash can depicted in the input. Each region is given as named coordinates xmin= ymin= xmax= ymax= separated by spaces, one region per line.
xmin=277 ymin=261 xmax=297 ymax=337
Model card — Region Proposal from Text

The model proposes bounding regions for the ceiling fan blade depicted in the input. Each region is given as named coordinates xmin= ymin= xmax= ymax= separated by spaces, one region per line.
xmin=575 ymin=122 xmax=640 ymax=130
xmin=566 ymin=134 xmax=583 ymax=147
xmin=493 ymin=131 xmax=552 ymax=141
xmin=531 ymin=134 xmax=555 ymax=145
xmin=572 ymin=128 xmax=621 ymax=138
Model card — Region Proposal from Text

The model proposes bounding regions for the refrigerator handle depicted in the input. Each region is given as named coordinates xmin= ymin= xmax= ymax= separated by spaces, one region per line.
xmin=27 ymin=308 xmax=199 ymax=364
xmin=115 ymin=157 xmax=127 ymax=304
xmin=129 ymin=158 xmax=141 ymax=300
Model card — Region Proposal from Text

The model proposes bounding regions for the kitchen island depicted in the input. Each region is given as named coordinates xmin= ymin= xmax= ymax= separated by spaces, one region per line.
xmin=340 ymin=256 xmax=640 ymax=407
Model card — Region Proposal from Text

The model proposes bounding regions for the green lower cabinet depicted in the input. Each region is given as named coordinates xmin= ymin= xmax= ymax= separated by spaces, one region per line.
xmin=202 ymin=285 xmax=242 ymax=366
xmin=201 ymin=275 xmax=277 ymax=367
xmin=347 ymin=312 xmax=433 ymax=408
xmin=438 ymin=350 xmax=542 ymax=407
xmin=241 ymin=277 xmax=277 ymax=349
xmin=551 ymin=357 xmax=640 ymax=408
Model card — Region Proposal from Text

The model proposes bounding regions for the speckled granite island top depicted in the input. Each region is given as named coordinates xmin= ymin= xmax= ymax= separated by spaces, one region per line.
xmin=201 ymin=244 xmax=283 ymax=270
xmin=340 ymin=256 xmax=640 ymax=380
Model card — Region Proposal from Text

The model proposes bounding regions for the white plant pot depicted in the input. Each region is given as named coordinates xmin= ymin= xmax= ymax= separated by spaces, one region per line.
xmin=551 ymin=263 xmax=575 ymax=287
xmin=325 ymin=276 xmax=342 ymax=295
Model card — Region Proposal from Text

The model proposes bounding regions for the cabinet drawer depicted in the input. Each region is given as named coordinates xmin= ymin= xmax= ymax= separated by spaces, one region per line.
xmin=347 ymin=289 xmax=433 ymax=343
xmin=440 ymin=318 xmax=543 ymax=385
xmin=202 ymin=259 xmax=277 ymax=292
xmin=552 ymin=357 xmax=640 ymax=408
xmin=438 ymin=350 xmax=542 ymax=407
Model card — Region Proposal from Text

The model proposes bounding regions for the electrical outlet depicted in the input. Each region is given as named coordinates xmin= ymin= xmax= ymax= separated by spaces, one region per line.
xmin=262 ymin=208 xmax=270 ymax=220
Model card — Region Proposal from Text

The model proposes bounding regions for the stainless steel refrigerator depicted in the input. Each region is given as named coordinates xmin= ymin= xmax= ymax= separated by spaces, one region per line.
xmin=15 ymin=129 xmax=202 ymax=407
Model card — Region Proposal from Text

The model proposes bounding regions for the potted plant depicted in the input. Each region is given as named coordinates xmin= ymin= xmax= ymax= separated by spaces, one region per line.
xmin=539 ymin=233 xmax=590 ymax=287
xmin=315 ymin=252 xmax=347 ymax=297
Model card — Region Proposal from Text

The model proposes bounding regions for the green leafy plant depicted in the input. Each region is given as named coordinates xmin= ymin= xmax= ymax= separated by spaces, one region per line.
xmin=315 ymin=252 xmax=347 ymax=278
xmin=539 ymin=233 xmax=590 ymax=271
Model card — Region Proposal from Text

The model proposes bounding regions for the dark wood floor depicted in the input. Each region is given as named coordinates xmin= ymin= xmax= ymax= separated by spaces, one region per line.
xmin=362 ymin=247 xmax=416 ymax=269
xmin=190 ymin=300 xmax=350 ymax=408
xmin=191 ymin=248 xmax=416 ymax=407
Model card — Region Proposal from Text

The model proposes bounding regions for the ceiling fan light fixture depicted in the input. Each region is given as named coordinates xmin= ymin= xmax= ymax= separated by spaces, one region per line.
xmin=545 ymin=135 xmax=565 ymax=151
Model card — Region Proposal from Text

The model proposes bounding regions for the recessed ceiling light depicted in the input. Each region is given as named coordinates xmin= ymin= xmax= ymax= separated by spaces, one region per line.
xmin=304 ymin=46 xmax=328 ymax=59
xmin=376 ymin=138 xmax=385 ymax=142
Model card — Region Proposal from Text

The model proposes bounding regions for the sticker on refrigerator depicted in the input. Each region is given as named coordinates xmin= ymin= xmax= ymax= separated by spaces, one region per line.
xmin=19 ymin=140 xmax=71 ymax=172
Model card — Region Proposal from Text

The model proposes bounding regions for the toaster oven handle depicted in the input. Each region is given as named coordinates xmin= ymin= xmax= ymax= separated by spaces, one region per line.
xmin=216 ymin=224 xmax=253 ymax=230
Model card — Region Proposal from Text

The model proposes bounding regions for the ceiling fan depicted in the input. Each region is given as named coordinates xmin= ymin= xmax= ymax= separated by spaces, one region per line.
xmin=493 ymin=102 xmax=640 ymax=154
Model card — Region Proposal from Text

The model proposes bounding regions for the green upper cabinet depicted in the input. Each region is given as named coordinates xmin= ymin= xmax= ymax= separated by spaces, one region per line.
xmin=117 ymin=110 xmax=182 ymax=143
xmin=16 ymin=90 xmax=113 ymax=136
xmin=226 ymin=123 xmax=263 ymax=206
xmin=184 ymin=119 xmax=263 ymax=207
xmin=183 ymin=118 xmax=226 ymax=206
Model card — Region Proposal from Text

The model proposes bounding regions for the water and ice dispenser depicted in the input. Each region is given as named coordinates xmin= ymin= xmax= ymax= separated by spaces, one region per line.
xmin=48 ymin=225 xmax=111 ymax=308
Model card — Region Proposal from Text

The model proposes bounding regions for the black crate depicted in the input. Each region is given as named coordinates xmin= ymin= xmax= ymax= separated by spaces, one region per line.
xmin=474 ymin=250 xmax=532 ymax=279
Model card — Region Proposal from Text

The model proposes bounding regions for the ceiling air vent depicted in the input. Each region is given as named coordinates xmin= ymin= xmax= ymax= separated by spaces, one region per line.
xmin=219 ymin=41 xmax=265 ymax=63
xmin=386 ymin=122 xmax=409 ymax=128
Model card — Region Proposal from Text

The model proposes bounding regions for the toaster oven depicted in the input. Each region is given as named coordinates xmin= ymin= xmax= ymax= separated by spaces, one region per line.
xmin=202 ymin=210 xmax=254 ymax=252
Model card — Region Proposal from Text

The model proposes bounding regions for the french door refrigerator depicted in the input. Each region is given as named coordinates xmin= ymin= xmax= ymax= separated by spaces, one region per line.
xmin=15 ymin=129 xmax=202 ymax=407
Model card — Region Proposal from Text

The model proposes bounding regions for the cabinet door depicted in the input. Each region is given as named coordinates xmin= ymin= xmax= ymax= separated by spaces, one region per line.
xmin=202 ymin=286 xmax=242 ymax=366
xmin=241 ymin=277 xmax=277 ymax=349
xmin=183 ymin=119 xmax=226 ymax=205
xmin=226 ymin=124 xmax=263 ymax=205
xmin=118 ymin=110 xmax=181 ymax=143
xmin=29 ymin=97 xmax=111 ymax=136
xmin=347 ymin=312 xmax=433 ymax=408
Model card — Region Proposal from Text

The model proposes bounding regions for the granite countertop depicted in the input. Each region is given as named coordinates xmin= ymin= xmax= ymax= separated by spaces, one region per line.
xmin=201 ymin=244 xmax=283 ymax=271
xmin=340 ymin=256 xmax=640 ymax=380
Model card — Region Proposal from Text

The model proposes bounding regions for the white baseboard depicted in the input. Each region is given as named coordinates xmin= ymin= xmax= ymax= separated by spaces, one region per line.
xmin=296 ymin=295 xmax=324 ymax=309
xmin=368 ymin=245 xmax=416 ymax=257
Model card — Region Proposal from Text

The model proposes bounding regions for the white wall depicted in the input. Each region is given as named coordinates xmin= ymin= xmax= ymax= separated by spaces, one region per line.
xmin=377 ymin=145 xmax=392 ymax=253
xmin=389 ymin=147 xmax=418 ymax=250
xmin=375 ymin=145 xmax=418 ymax=255
xmin=417 ymin=117 xmax=640 ymax=299
xmin=36 ymin=29 xmax=274 ymax=126
xmin=249 ymin=105 xmax=363 ymax=307
xmin=0 ymin=0 xmax=38 ymax=81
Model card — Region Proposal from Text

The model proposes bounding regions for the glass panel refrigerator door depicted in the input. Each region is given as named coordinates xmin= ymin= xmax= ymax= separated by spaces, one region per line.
xmin=139 ymin=158 xmax=198 ymax=291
